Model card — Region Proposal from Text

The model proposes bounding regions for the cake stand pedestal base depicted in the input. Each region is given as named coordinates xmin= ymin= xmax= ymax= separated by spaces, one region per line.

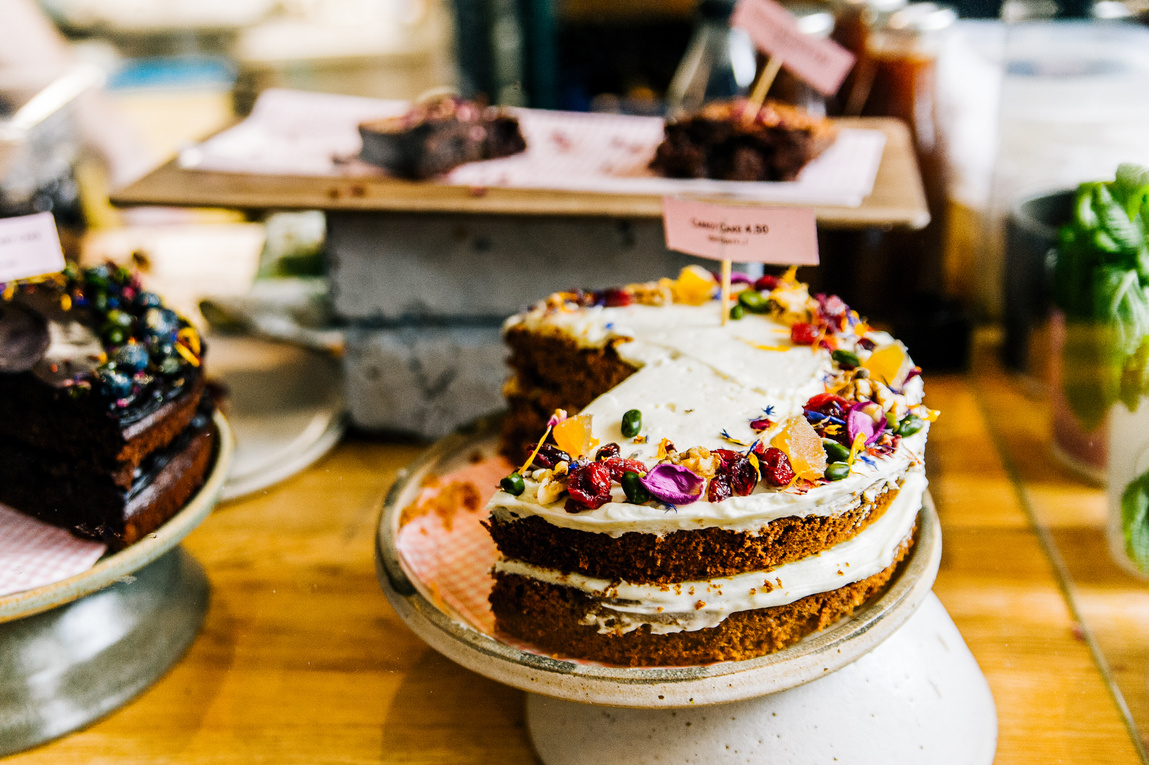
xmin=526 ymin=593 xmax=996 ymax=765
xmin=0 ymin=547 xmax=209 ymax=756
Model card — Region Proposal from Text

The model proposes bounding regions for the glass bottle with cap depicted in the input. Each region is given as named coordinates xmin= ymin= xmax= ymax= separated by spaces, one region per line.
xmin=665 ymin=0 xmax=758 ymax=117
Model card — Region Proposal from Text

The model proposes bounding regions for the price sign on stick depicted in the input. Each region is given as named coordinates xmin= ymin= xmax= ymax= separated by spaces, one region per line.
xmin=732 ymin=0 xmax=855 ymax=98
xmin=0 ymin=213 xmax=65 ymax=283
xmin=662 ymin=197 xmax=819 ymax=324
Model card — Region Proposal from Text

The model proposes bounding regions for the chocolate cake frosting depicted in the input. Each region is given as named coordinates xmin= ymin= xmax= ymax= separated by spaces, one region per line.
xmin=0 ymin=263 xmax=216 ymax=548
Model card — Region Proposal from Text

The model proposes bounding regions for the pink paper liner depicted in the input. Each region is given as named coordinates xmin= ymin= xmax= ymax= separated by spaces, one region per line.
xmin=0 ymin=504 xmax=107 ymax=597
xmin=394 ymin=457 xmax=750 ymax=669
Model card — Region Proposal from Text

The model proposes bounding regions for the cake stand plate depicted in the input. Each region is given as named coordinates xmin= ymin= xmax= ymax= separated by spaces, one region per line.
xmin=0 ymin=413 xmax=233 ymax=756
xmin=375 ymin=419 xmax=998 ymax=763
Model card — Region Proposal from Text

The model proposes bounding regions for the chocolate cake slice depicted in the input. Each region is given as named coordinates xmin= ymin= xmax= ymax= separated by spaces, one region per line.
xmin=359 ymin=95 xmax=526 ymax=180
xmin=651 ymin=99 xmax=838 ymax=182
xmin=0 ymin=263 xmax=216 ymax=548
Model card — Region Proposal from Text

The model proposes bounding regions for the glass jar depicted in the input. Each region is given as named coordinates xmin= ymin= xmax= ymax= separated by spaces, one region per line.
xmin=829 ymin=0 xmax=907 ymax=115
xmin=858 ymin=3 xmax=958 ymax=312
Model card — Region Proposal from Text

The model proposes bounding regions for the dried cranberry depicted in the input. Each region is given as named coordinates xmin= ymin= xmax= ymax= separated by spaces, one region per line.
xmin=760 ymin=447 xmax=795 ymax=487
xmin=816 ymin=293 xmax=848 ymax=319
xmin=790 ymin=323 xmax=819 ymax=345
xmin=857 ymin=337 xmax=876 ymax=351
xmin=595 ymin=443 xmax=621 ymax=461
xmin=712 ymin=449 xmax=742 ymax=466
xmin=749 ymin=417 xmax=773 ymax=432
xmin=712 ymin=450 xmax=757 ymax=496
xmin=728 ymin=455 xmax=759 ymax=496
xmin=566 ymin=462 xmax=613 ymax=511
xmin=601 ymin=456 xmax=647 ymax=482
xmin=707 ymin=474 xmax=732 ymax=503
xmin=601 ymin=288 xmax=633 ymax=307
xmin=754 ymin=274 xmax=779 ymax=291
xmin=804 ymin=393 xmax=849 ymax=420
xmin=531 ymin=443 xmax=571 ymax=470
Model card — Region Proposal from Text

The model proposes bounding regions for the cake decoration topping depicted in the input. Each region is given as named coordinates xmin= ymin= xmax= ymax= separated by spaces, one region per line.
xmin=566 ymin=462 xmax=613 ymax=512
xmin=553 ymin=413 xmax=598 ymax=459
xmin=771 ymin=415 xmax=826 ymax=482
xmin=621 ymin=408 xmax=642 ymax=438
xmin=672 ymin=265 xmax=718 ymax=306
xmin=2 ymin=262 xmax=203 ymax=410
xmin=0 ymin=301 xmax=50 ymax=373
xmin=499 ymin=472 xmax=526 ymax=496
xmin=621 ymin=471 xmax=651 ymax=504
xmin=759 ymin=446 xmax=796 ymax=486
xmin=825 ymin=462 xmax=851 ymax=481
xmin=639 ymin=463 xmax=704 ymax=506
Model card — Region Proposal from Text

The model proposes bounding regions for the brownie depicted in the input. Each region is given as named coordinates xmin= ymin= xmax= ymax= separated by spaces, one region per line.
xmin=651 ymin=99 xmax=838 ymax=182
xmin=359 ymin=96 xmax=527 ymax=180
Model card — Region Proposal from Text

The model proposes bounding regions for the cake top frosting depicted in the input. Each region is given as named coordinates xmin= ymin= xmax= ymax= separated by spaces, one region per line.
xmin=0 ymin=262 xmax=204 ymax=412
xmin=490 ymin=266 xmax=936 ymax=535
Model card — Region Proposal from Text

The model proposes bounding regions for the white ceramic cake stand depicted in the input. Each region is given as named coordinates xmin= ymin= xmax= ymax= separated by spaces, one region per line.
xmin=0 ymin=413 xmax=233 ymax=756
xmin=376 ymin=418 xmax=998 ymax=764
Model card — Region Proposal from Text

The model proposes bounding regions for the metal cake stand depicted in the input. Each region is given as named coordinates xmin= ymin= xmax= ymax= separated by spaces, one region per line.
xmin=375 ymin=418 xmax=998 ymax=764
xmin=0 ymin=413 xmax=233 ymax=756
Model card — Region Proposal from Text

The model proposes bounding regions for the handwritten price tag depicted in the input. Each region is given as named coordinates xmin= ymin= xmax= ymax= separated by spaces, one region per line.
xmin=732 ymin=0 xmax=855 ymax=97
xmin=0 ymin=213 xmax=65 ymax=283
xmin=662 ymin=197 xmax=819 ymax=265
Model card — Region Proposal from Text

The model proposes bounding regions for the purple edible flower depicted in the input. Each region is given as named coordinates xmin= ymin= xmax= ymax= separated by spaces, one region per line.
xmin=729 ymin=272 xmax=754 ymax=285
xmin=846 ymin=402 xmax=885 ymax=446
xmin=640 ymin=463 xmax=704 ymax=506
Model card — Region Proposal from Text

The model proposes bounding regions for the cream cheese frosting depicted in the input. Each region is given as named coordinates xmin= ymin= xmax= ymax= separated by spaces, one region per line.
xmin=494 ymin=468 xmax=926 ymax=635
xmin=490 ymin=295 xmax=927 ymax=536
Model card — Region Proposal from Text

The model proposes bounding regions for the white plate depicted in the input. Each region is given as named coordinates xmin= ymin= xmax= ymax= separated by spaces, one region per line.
xmin=209 ymin=335 xmax=345 ymax=501
xmin=0 ymin=412 xmax=233 ymax=623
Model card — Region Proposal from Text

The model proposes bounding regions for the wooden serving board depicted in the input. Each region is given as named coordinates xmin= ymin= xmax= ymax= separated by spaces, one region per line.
xmin=112 ymin=117 xmax=929 ymax=230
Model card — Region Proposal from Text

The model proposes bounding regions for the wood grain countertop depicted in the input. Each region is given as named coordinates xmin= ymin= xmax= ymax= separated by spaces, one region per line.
xmin=7 ymin=338 xmax=1146 ymax=763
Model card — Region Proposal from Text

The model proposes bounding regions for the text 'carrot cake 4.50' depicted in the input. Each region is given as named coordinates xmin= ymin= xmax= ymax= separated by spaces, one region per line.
xmin=484 ymin=266 xmax=936 ymax=666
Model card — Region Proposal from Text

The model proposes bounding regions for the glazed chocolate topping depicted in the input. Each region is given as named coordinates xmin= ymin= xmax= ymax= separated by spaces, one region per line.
xmin=0 ymin=302 xmax=49 ymax=373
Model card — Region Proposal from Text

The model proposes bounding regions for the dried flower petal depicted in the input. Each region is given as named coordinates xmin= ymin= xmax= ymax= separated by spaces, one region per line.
xmin=640 ymin=463 xmax=704 ymax=505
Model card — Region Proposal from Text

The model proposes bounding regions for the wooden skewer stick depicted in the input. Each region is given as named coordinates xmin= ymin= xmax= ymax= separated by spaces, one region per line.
xmin=742 ymin=55 xmax=784 ymax=124
xmin=721 ymin=259 xmax=732 ymax=326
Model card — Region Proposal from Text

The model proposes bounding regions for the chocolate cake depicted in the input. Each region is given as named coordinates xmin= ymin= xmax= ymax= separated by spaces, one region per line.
xmin=0 ymin=263 xmax=216 ymax=548
xmin=484 ymin=266 xmax=934 ymax=666
xmin=650 ymin=99 xmax=838 ymax=182
xmin=359 ymin=95 xmax=526 ymax=180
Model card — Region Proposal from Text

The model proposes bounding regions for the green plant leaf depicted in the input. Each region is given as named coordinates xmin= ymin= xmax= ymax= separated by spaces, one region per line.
xmin=1122 ymin=470 xmax=1149 ymax=573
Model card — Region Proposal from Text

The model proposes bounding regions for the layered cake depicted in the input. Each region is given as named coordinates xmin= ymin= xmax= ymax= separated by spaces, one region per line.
xmin=485 ymin=266 xmax=934 ymax=666
xmin=0 ymin=263 xmax=215 ymax=549
xmin=359 ymin=95 xmax=527 ymax=180
xmin=651 ymin=99 xmax=837 ymax=182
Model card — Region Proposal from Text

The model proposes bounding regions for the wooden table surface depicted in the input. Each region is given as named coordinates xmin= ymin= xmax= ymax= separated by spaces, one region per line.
xmin=8 ymin=336 xmax=1148 ymax=764
xmin=110 ymin=117 xmax=930 ymax=230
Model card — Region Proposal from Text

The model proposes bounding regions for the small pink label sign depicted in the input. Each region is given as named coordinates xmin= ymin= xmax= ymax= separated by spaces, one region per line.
xmin=732 ymin=0 xmax=855 ymax=97
xmin=662 ymin=197 xmax=819 ymax=265
xmin=0 ymin=213 xmax=65 ymax=283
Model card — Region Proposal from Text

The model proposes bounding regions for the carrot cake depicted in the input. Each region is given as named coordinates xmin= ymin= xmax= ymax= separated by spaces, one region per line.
xmin=484 ymin=266 xmax=934 ymax=666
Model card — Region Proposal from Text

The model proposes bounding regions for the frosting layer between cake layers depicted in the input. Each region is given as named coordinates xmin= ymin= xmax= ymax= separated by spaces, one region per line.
xmin=495 ymin=469 xmax=924 ymax=634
